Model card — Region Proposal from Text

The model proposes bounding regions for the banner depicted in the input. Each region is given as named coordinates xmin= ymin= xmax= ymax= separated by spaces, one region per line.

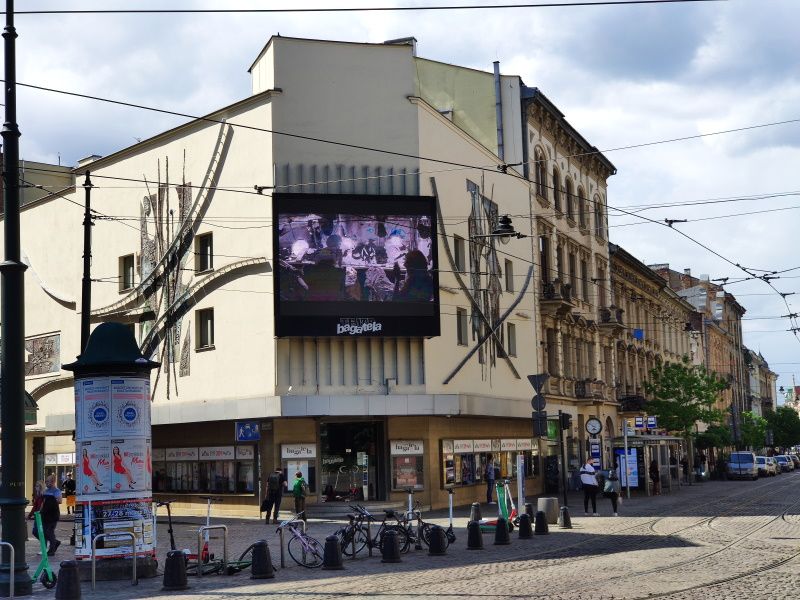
xmin=78 ymin=379 xmax=112 ymax=440
xmin=78 ymin=440 xmax=112 ymax=495
xmin=111 ymin=378 xmax=150 ymax=437
xmin=75 ymin=498 xmax=155 ymax=559
xmin=111 ymin=439 xmax=148 ymax=493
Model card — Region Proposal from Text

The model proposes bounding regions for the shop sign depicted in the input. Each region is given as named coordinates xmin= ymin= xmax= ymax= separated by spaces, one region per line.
xmin=390 ymin=440 xmax=424 ymax=455
xmin=281 ymin=443 xmax=317 ymax=459
xmin=199 ymin=446 xmax=235 ymax=460
xmin=500 ymin=439 xmax=517 ymax=451
xmin=441 ymin=440 xmax=454 ymax=454
xmin=453 ymin=440 xmax=474 ymax=453
xmin=57 ymin=453 xmax=74 ymax=465
xmin=165 ymin=447 xmax=198 ymax=461
xmin=516 ymin=439 xmax=533 ymax=451
xmin=473 ymin=439 xmax=492 ymax=452
xmin=45 ymin=454 xmax=57 ymax=466
xmin=152 ymin=448 xmax=166 ymax=462
xmin=235 ymin=446 xmax=255 ymax=460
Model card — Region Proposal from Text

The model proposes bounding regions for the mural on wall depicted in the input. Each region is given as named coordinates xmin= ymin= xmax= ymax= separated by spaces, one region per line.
xmin=25 ymin=333 xmax=61 ymax=376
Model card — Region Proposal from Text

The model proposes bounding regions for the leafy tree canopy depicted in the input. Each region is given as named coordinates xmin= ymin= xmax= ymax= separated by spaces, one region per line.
xmin=695 ymin=424 xmax=732 ymax=450
xmin=764 ymin=405 xmax=800 ymax=448
xmin=738 ymin=410 xmax=768 ymax=450
xmin=644 ymin=357 xmax=727 ymax=438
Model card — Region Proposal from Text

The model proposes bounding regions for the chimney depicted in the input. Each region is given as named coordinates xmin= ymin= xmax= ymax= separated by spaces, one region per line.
xmin=77 ymin=154 xmax=102 ymax=168
xmin=684 ymin=268 xmax=691 ymax=277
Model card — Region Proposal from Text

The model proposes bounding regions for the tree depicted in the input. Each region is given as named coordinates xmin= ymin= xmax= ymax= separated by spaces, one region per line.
xmin=695 ymin=424 xmax=732 ymax=450
xmin=764 ymin=406 xmax=800 ymax=449
xmin=643 ymin=357 xmax=727 ymax=438
xmin=738 ymin=411 xmax=768 ymax=450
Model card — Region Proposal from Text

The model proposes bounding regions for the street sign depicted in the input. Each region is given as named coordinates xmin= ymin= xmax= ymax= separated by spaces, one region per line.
xmin=235 ymin=421 xmax=261 ymax=442
xmin=531 ymin=394 xmax=546 ymax=411
xmin=646 ymin=416 xmax=657 ymax=429
xmin=634 ymin=416 xmax=644 ymax=428
xmin=527 ymin=373 xmax=550 ymax=395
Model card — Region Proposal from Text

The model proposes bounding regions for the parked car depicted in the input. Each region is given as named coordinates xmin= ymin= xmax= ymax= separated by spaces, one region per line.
xmin=756 ymin=456 xmax=777 ymax=477
xmin=727 ymin=451 xmax=759 ymax=480
xmin=789 ymin=454 xmax=800 ymax=468
xmin=775 ymin=455 xmax=793 ymax=472
xmin=767 ymin=456 xmax=780 ymax=475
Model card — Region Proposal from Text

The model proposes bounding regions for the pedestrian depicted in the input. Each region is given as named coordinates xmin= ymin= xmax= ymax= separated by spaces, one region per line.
xmin=680 ymin=456 xmax=690 ymax=484
xmin=41 ymin=474 xmax=62 ymax=556
xmin=27 ymin=480 xmax=45 ymax=540
xmin=61 ymin=471 xmax=76 ymax=515
xmin=485 ymin=454 xmax=496 ymax=505
xmin=649 ymin=459 xmax=660 ymax=495
xmin=580 ymin=457 xmax=599 ymax=516
xmin=262 ymin=467 xmax=287 ymax=524
xmin=604 ymin=465 xmax=621 ymax=516
xmin=292 ymin=471 xmax=308 ymax=523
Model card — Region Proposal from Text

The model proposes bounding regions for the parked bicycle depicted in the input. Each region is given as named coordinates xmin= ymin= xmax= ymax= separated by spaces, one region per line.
xmin=345 ymin=504 xmax=411 ymax=554
xmin=277 ymin=515 xmax=324 ymax=568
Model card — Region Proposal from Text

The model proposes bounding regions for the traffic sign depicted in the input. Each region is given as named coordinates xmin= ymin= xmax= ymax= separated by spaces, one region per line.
xmin=527 ymin=373 xmax=550 ymax=394
xmin=531 ymin=394 xmax=546 ymax=411
xmin=646 ymin=416 xmax=657 ymax=429
xmin=235 ymin=421 xmax=261 ymax=442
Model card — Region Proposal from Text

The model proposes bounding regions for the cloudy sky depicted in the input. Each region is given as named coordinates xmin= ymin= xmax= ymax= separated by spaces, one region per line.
xmin=7 ymin=0 xmax=800 ymax=397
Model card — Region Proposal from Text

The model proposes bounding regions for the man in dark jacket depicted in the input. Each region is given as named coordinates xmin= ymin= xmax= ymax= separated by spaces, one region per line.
xmin=262 ymin=468 xmax=287 ymax=524
xmin=42 ymin=474 xmax=62 ymax=555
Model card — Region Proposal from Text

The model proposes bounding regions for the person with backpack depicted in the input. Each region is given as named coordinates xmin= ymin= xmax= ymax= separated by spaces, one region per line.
xmin=41 ymin=474 xmax=63 ymax=555
xmin=292 ymin=471 xmax=308 ymax=523
xmin=261 ymin=467 xmax=287 ymax=524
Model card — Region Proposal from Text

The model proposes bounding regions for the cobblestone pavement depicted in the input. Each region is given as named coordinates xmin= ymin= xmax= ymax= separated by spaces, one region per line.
xmin=25 ymin=472 xmax=800 ymax=598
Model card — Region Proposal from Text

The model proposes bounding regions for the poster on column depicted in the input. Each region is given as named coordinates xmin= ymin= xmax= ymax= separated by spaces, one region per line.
xmin=111 ymin=378 xmax=150 ymax=437
xmin=111 ymin=439 xmax=147 ymax=493
xmin=78 ymin=439 xmax=111 ymax=495
xmin=78 ymin=378 xmax=112 ymax=440
xmin=74 ymin=498 xmax=155 ymax=559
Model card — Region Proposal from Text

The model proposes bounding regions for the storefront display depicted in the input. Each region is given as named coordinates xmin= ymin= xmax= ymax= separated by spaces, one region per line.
xmin=390 ymin=440 xmax=424 ymax=490
xmin=440 ymin=438 xmax=538 ymax=488
xmin=152 ymin=445 xmax=256 ymax=494
xmin=281 ymin=443 xmax=317 ymax=494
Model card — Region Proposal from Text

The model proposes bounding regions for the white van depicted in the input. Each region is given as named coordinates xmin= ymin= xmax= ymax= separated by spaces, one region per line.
xmin=727 ymin=451 xmax=758 ymax=480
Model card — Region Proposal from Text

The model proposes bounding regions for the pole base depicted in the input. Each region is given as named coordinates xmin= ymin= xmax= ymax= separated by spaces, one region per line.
xmin=0 ymin=568 xmax=33 ymax=597
xmin=74 ymin=557 xmax=158 ymax=582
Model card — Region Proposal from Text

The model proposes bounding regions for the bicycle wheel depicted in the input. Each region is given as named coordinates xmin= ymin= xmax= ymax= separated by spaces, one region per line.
xmin=341 ymin=525 xmax=368 ymax=557
xmin=288 ymin=533 xmax=324 ymax=568
xmin=420 ymin=522 xmax=433 ymax=547
xmin=379 ymin=525 xmax=411 ymax=554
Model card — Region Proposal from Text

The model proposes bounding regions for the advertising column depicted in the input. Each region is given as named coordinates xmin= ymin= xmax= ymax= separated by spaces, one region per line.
xmin=64 ymin=322 xmax=160 ymax=578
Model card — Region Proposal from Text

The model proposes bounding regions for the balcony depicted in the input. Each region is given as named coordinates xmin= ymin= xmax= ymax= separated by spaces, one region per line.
xmin=540 ymin=280 xmax=575 ymax=317
xmin=598 ymin=305 xmax=625 ymax=334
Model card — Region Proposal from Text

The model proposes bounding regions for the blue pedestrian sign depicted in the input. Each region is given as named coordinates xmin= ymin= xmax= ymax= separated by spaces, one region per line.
xmin=235 ymin=421 xmax=261 ymax=442
xmin=646 ymin=416 xmax=657 ymax=429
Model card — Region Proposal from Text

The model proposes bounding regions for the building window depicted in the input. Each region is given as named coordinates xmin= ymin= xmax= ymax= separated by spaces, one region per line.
xmin=456 ymin=308 xmax=468 ymax=346
xmin=195 ymin=232 xmax=213 ymax=272
xmin=507 ymin=323 xmax=517 ymax=357
xmin=568 ymin=252 xmax=577 ymax=294
xmin=534 ymin=149 xmax=547 ymax=199
xmin=119 ymin=254 xmax=135 ymax=291
xmin=546 ymin=328 xmax=558 ymax=375
xmin=581 ymin=259 xmax=589 ymax=302
xmin=454 ymin=235 xmax=466 ymax=272
xmin=539 ymin=236 xmax=550 ymax=283
xmin=196 ymin=308 xmax=214 ymax=349
xmin=552 ymin=168 xmax=561 ymax=213
xmin=565 ymin=179 xmax=574 ymax=220
xmin=597 ymin=266 xmax=606 ymax=306
xmin=504 ymin=259 xmax=514 ymax=293
xmin=577 ymin=187 xmax=586 ymax=228
xmin=556 ymin=245 xmax=564 ymax=280
xmin=594 ymin=195 xmax=603 ymax=237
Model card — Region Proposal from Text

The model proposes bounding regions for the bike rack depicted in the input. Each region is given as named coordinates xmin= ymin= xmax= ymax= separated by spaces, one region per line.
xmin=348 ymin=515 xmax=357 ymax=561
xmin=196 ymin=525 xmax=228 ymax=576
xmin=92 ymin=532 xmax=137 ymax=591
xmin=0 ymin=541 xmax=15 ymax=599
xmin=277 ymin=519 xmax=306 ymax=568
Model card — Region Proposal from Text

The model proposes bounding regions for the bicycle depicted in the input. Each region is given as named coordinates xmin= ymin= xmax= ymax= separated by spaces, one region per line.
xmin=276 ymin=515 xmax=324 ymax=568
xmin=349 ymin=504 xmax=411 ymax=554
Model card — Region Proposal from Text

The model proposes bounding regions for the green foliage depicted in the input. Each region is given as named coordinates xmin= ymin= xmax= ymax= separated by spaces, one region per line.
xmin=738 ymin=411 xmax=768 ymax=450
xmin=764 ymin=406 xmax=800 ymax=448
xmin=695 ymin=424 xmax=732 ymax=450
xmin=643 ymin=356 xmax=727 ymax=438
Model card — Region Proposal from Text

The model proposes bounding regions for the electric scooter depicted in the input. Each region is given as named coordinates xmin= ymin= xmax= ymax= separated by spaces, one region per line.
xmin=444 ymin=488 xmax=456 ymax=544
xmin=478 ymin=480 xmax=515 ymax=532
xmin=155 ymin=500 xmax=177 ymax=552
xmin=31 ymin=512 xmax=58 ymax=589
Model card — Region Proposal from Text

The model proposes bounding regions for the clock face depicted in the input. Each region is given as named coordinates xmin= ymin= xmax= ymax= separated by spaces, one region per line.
xmin=586 ymin=418 xmax=602 ymax=435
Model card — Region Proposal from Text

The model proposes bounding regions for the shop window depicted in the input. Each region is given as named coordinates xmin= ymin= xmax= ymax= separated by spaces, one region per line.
xmin=390 ymin=441 xmax=425 ymax=491
xmin=199 ymin=460 xmax=236 ymax=493
xmin=281 ymin=443 xmax=317 ymax=495
xmin=155 ymin=446 xmax=256 ymax=494
xmin=441 ymin=440 xmax=537 ymax=488
xmin=196 ymin=308 xmax=214 ymax=349
xmin=454 ymin=235 xmax=466 ymax=272
xmin=119 ymin=254 xmax=135 ymax=291
xmin=195 ymin=232 xmax=214 ymax=273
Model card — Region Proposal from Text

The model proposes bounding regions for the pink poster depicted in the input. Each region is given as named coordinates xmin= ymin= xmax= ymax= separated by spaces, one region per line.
xmin=111 ymin=439 xmax=148 ymax=493
xmin=78 ymin=440 xmax=111 ymax=496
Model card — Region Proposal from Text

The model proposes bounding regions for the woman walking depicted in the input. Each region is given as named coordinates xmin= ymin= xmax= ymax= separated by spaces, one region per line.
xmin=580 ymin=457 xmax=599 ymax=516
xmin=604 ymin=465 xmax=621 ymax=516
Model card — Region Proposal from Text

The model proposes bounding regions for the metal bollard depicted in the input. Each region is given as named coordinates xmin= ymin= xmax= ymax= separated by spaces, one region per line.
xmin=380 ymin=530 xmax=402 ymax=563
xmin=469 ymin=502 xmax=482 ymax=522
xmin=558 ymin=506 xmax=573 ymax=529
xmin=322 ymin=536 xmax=345 ymax=570
xmin=278 ymin=528 xmax=286 ymax=569
xmin=162 ymin=550 xmax=189 ymax=591
xmin=55 ymin=560 xmax=82 ymax=600
xmin=427 ymin=525 xmax=447 ymax=556
xmin=466 ymin=520 xmax=483 ymax=550
xmin=196 ymin=526 xmax=227 ymax=577
xmin=534 ymin=510 xmax=549 ymax=535
xmin=92 ymin=532 xmax=137 ymax=591
xmin=517 ymin=513 xmax=533 ymax=539
xmin=250 ymin=540 xmax=274 ymax=580
xmin=0 ymin=541 xmax=15 ymax=599
xmin=493 ymin=517 xmax=511 ymax=545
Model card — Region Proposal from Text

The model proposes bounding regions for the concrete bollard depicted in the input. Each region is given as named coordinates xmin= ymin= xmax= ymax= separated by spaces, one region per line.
xmin=250 ymin=540 xmax=275 ymax=580
xmin=55 ymin=560 xmax=82 ymax=600
xmin=517 ymin=513 xmax=533 ymax=539
xmin=162 ymin=550 xmax=190 ymax=591
xmin=534 ymin=510 xmax=549 ymax=535
xmin=469 ymin=502 xmax=482 ymax=522
xmin=494 ymin=517 xmax=511 ymax=545
xmin=380 ymin=530 xmax=402 ymax=563
xmin=558 ymin=506 xmax=573 ymax=529
xmin=466 ymin=520 xmax=483 ymax=550
xmin=427 ymin=525 xmax=448 ymax=556
xmin=537 ymin=497 xmax=560 ymax=525
xmin=322 ymin=535 xmax=345 ymax=570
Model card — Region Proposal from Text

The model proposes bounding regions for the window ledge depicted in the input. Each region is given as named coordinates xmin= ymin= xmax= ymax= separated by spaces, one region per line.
xmin=195 ymin=344 xmax=216 ymax=353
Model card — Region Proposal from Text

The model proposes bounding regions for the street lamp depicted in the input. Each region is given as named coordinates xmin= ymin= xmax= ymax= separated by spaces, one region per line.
xmin=472 ymin=215 xmax=528 ymax=244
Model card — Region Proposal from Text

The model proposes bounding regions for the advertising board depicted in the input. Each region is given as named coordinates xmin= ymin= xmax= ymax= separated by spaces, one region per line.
xmin=273 ymin=193 xmax=439 ymax=337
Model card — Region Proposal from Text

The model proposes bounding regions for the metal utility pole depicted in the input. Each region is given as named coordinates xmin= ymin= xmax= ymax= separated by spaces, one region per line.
xmin=0 ymin=0 xmax=32 ymax=595
xmin=557 ymin=410 xmax=568 ymax=507
xmin=80 ymin=171 xmax=93 ymax=352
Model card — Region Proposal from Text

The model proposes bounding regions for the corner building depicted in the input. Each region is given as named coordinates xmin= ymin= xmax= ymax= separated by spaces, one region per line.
xmin=13 ymin=36 xmax=617 ymax=513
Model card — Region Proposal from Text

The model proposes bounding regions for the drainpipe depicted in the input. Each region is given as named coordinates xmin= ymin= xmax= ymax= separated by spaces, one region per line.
xmin=493 ymin=61 xmax=504 ymax=162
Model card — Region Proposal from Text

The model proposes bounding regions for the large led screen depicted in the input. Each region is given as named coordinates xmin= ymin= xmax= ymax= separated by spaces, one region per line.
xmin=273 ymin=193 xmax=440 ymax=337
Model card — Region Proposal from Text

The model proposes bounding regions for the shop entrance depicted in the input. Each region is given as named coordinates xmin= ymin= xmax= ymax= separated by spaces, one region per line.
xmin=320 ymin=421 xmax=386 ymax=502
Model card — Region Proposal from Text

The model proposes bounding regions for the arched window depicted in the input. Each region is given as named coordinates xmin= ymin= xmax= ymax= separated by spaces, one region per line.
xmin=534 ymin=148 xmax=547 ymax=199
xmin=565 ymin=178 xmax=574 ymax=220
xmin=594 ymin=194 xmax=603 ymax=237
xmin=577 ymin=186 xmax=586 ymax=228
xmin=552 ymin=168 xmax=562 ymax=213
